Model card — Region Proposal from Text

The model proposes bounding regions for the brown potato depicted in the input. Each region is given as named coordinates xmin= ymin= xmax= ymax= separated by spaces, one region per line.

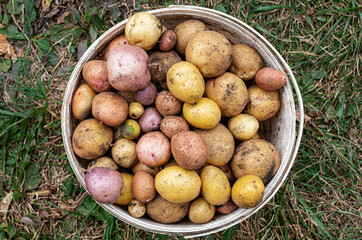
xmin=160 ymin=116 xmax=190 ymax=139
xmin=72 ymin=119 xmax=113 ymax=160
xmin=111 ymin=138 xmax=138 ymax=168
xmin=245 ymin=85 xmax=281 ymax=121
xmin=188 ymin=197 xmax=215 ymax=224
xmin=72 ymin=84 xmax=96 ymax=120
xmin=205 ymin=72 xmax=248 ymax=117
xmin=132 ymin=171 xmax=156 ymax=203
xmin=185 ymin=31 xmax=232 ymax=78
xmin=216 ymin=200 xmax=238 ymax=214
xmin=194 ymin=124 xmax=234 ymax=166
xmin=231 ymin=139 xmax=281 ymax=184
xmin=158 ymin=30 xmax=177 ymax=51
xmin=82 ymin=60 xmax=112 ymax=92
xmin=228 ymin=44 xmax=263 ymax=81
xmin=146 ymin=195 xmax=190 ymax=224
xmin=92 ymin=92 xmax=128 ymax=127
xmin=218 ymin=164 xmax=236 ymax=184
xmin=174 ymin=19 xmax=208 ymax=55
xmin=155 ymin=90 xmax=182 ymax=116
xmin=132 ymin=162 xmax=160 ymax=177
xmin=104 ymin=34 xmax=130 ymax=60
xmin=88 ymin=156 xmax=119 ymax=171
xmin=171 ymin=131 xmax=207 ymax=170
xmin=255 ymin=67 xmax=287 ymax=90
xmin=118 ymin=91 xmax=136 ymax=105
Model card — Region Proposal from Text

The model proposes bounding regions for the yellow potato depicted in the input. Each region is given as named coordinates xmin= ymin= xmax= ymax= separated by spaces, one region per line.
xmin=200 ymin=165 xmax=231 ymax=205
xmin=129 ymin=102 xmax=144 ymax=119
xmin=155 ymin=166 xmax=201 ymax=203
xmin=111 ymin=138 xmax=138 ymax=168
xmin=87 ymin=156 xmax=119 ymax=171
xmin=166 ymin=61 xmax=205 ymax=104
xmin=228 ymin=114 xmax=259 ymax=141
xmin=72 ymin=84 xmax=96 ymax=120
xmin=128 ymin=199 xmax=146 ymax=218
xmin=183 ymin=97 xmax=221 ymax=129
xmin=188 ymin=197 xmax=215 ymax=224
xmin=120 ymin=119 xmax=141 ymax=140
xmin=115 ymin=173 xmax=134 ymax=205
xmin=231 ymin=175 xmax=265 ymax=209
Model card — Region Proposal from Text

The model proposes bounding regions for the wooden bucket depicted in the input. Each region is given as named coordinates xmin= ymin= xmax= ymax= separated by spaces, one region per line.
xmin=61 ymin=5 xmax=304 ymax=238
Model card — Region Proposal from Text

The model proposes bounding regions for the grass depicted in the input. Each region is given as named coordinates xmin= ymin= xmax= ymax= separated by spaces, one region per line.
xmin=0 ymin=0 xmax=361 ymax=239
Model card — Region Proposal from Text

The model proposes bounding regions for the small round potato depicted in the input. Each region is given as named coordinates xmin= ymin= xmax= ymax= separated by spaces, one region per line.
xmin=128 ymin=199 xmax=146 ymax=218
xmin=111 ymin=138 xmax=138 ymax=168
xmin=88 ymin=156 xmax=119 ymax=171
xmin=188 ymin=197 xmax=215 ymax=224
xmin=245 ymin=85 xmax=281 ymax=122
xmin=185 ymin=31 xmax=232 ymax=78
xmin=231 ymin=175 xmax=265 ymax=209
xmin=72 ymin=84 xmax=96 ymax=120
xmin=139 ymin=107 xmax=162 ymax=133
xmin=160 ymin=116 xmax=190 ymax=139
xmin=72 ymin=119 xmax=113 ymax=160
xmin=120 ymin=119 xmax=141 ymax=140
xmin=128 ymin=102 xmax=144 ymax=119
xmin=155 ymin=90 xmax=183 ymax=116
xmin=132 ymin=162 xmax=160 ymax=177
xmin=115 ymin=173 xmax=134 ymax=205
xmin=228 ymin=43 xmax=263 ymax=81
xmin=228 ymin=114 xmax=259 ymax=141
xmin=132 ymin=171 xmax=156 ymax=203
xmin=158 ymin=30 xmax=177 ymax=52
xmin=104 ymin=34 xmax=130 ymax=60
xmin=125 ymin=12 xmax=162 ymax=51
xmin=255 ymin=67 xmax=287 ymax=90
xmin=134 ymin=83 xmax=158 ymax=106
xmin=82 ymin=60 xmax=112 ymax=92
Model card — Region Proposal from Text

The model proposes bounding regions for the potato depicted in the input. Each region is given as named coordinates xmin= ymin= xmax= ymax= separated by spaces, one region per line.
xmin=128 ymin=102 xmax=144 ymax=119
xmin=205 ymin=72 xmax=248 ymax=117
xmin=146 ymin=195 xmax=190 ymax=224
xmin=163 ymin=159 xmax=179 ymax=168
xmin=228 ymin=44 xmax=263 ymax=81
xmin=85 ymin=167 xmax=124 ymax=204
xmin=134 ymin=83 xmax=157 ymax=106
xmin=113 ymin=126 xmax=123 ymax=141
xmin=107 ymin=45 xmax=150 ymax=91
xmin=158 ymin=30 xmax=177 ymax=51
xmin=139 ymin=107 xmax=162 ymax=133
xmin=111 ymin=138 xmax=138 ymax=168
xmin=128 ymin=199 xmax=146 ymax=218
xmin=120 ymin=119 xmax=140 ymax=140
xmin=104 ymin=34 xmax=130 ymax=60
xmin=171 ymin=131 xmax=207 ymax=170
xmin=174 ymin=19 xmax=208 ymax=55
xmin=228 ymin=114 xmax=259 ymax=141
xmin=72 ymin=119 xmax=113 ymax=160
xmin=160 ymin=116 xmax=189 ymax=139
xmin=185 ymin=31 xmax=232 ymax=78
xmin=200 ymin=165 xmax=231 ymax=205
xmin=231 ymin=139 xmax=281 ymax=184
xmin=72 ymin=84 xmax=96 ymax=120
xmin=216 ymin=200 xmax=238 ymax=214
xmin=167 ymin=61 xmax=205 ymax=104
xmin=255 ymin=67 xmax=287 ymax=90
xmin=155 ymin=90 xmax=182 ymax=116
xmin=155 ymin=166 xmax=201 ymax=203
xmin=88 ymin=156 xmax=119 ymax=171
xmin=231 ymin=175 xmax=265 ymax=209
xmin=194 ymin=124 xmax=234 ymax=166
xmin=136 ymin=131 xmax=171 ymax=167
xmin=118 ymin=91 xmax=136 ymax=104
xmin=188 ymin=197 xmax=215 ymax=224
xmin=125 ymin=12 xmax=162 ymax=51
xmin=82 ymin=60 xmax=112 ymax=92
xmin=148 ymin=51 xmax=182 ymax=90
xmin=183 ymin=97 xmax=221 ymax=130
xmin=245 ymin=85 xmax=281 ymax=121
xmin=132 ymin=162 xmax=160 ymax=177
xmin=218 ymin=164 xmax=236 ymax=184
xmin=92 ymin=92 xmax=128 ymax=127
xmin=115 ymin=173 xmax=134 ymax=205
xmin=131 ymin=171 xmax=156 ymax=203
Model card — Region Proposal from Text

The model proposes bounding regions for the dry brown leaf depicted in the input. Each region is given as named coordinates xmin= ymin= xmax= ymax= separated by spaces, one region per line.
xmin=57 ymin=11 xmax=71 ymax=24
xmin=301 ymin=38 xmax=316 ymax=46
xmin=0 ymin=191 xmax=13 ymax=218
xmin=0 ymin=34 xmax=17 ymax=60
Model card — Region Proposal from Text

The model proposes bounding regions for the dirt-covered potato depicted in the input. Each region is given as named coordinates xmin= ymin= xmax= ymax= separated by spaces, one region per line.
xmin=92 ymin=92 xmax=128 ymax=127
xmin=115 ymin=173 xmax=134 ymax=205
xmin=231 ymin=139 xmax=281 ymax=184
xmin=120 ymin=119 xmax=141 ymax=140
xmin=194 ymin=123 xmax=234 ymax=166
xmin=171 ymin=131 xmax=207 ymax=170
xmin=131 ymin=171 xmax=156 ymax=203
xmin=134 ymin=83 xmax=158 ymax=106
xmin=72 ymin=119 xmax=113 ymax=160
xmin=88 ymin=156 xmax=119 ymax=171
xmin=128 ymin=102 xmax=144 ymax=119
xmin=118 ymin=91 xmax=136 ymax=105
xmin=217 ymin=200 xmax=238 ymax=214
xmin=183 ymin=97 xmax=221 ymax=129
xmin=148 ymin=51 xmax=182 ymax=90
xmin=125 ymin=12 xmax=162 ymax=51
xmin=174 ymin=19 xmax=208 ymax=55
xmin=167 ymin=61 xmax=205 ymax=104
xmin=205 ymin=72 xmax=248 ymax=117
xmin=128 ymin=199 xmax=146 ymax=218
xmin=155 ymin=166 xmax=201 ymax=203
xmin=85 ymin=167 xmax=124 ymax=204
xmin=104 ymin=34 xmax=130 ymax=60
xmin=255 ymin=67 xmax=287 ymax=90
xmin=188 ymin=197 xmax=215 ymax=224
xmin=218 ymin=164 xmax=236 ymax=184
xmin=200 ymin=165 xmax=231 ymax=205
xmin=228 ymin=44 xmax=263 ymax=81
xmin=72 ymin=84 xmax=96 ymax=120
xmin=160 ymin=116 xmax=189 ymax=139
xmin=111 ymin=138 xmax=138 ymax=168
xmin=185 ymin=31 xmax=232 ymax=78
xmin=155 ymin=90 xmax=182 ymax=116
xmin=245 ymin=85 xmax=281 ymax=121
xmin=146 ymin=195 xmax=190 ymax=224
xmin=82 ymin=60 xmax=112 ymax=92
xmin=139 ymin=107 xmax=162 ymax=133
xmin=132 ymin=162 xmax=160 ymax=177
xmin=136 ymin=131 xmax=171 ymax=167
xmin=231 ymin=175 xmax=265 ymax=209
xmin=158 ymin=30 xmax=177 ymax=51
xmin=228 ymin=113 xmax=259 ymax=141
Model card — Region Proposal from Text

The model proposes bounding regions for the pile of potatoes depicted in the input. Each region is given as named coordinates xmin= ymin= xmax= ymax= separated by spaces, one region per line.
xmin=71 ymin=12 xmax=287 ymax=224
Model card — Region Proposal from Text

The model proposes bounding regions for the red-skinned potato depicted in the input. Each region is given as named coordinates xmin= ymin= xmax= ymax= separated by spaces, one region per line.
xmin=158 ymin=30 xmax=177 ymax=51
xmin=255 ymin=67 xmax=287 ymax=90
xmin=139 ymin=107 xmax=162 ymax=133
xmin=104 ymin=35 xmax=130 ymax=60
xmin=132 ymin=171 xmax=156 ymax=203
xmin=107 ymin=45 xmax=150 ymax=91
xmin=216 ymin=200 xmax=238 ymax=214
xmin=72 ymin=84 xmax=96 ymax=120
xmin=160 ymin=116 xmax=189 ymax=139
xmin=82 ymin=60 xmax=112 ymax=92
xmin=134 ymin=83 xmax=158 ymax=106
xmin=132 ymin=162 xmax=160 ymax=177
